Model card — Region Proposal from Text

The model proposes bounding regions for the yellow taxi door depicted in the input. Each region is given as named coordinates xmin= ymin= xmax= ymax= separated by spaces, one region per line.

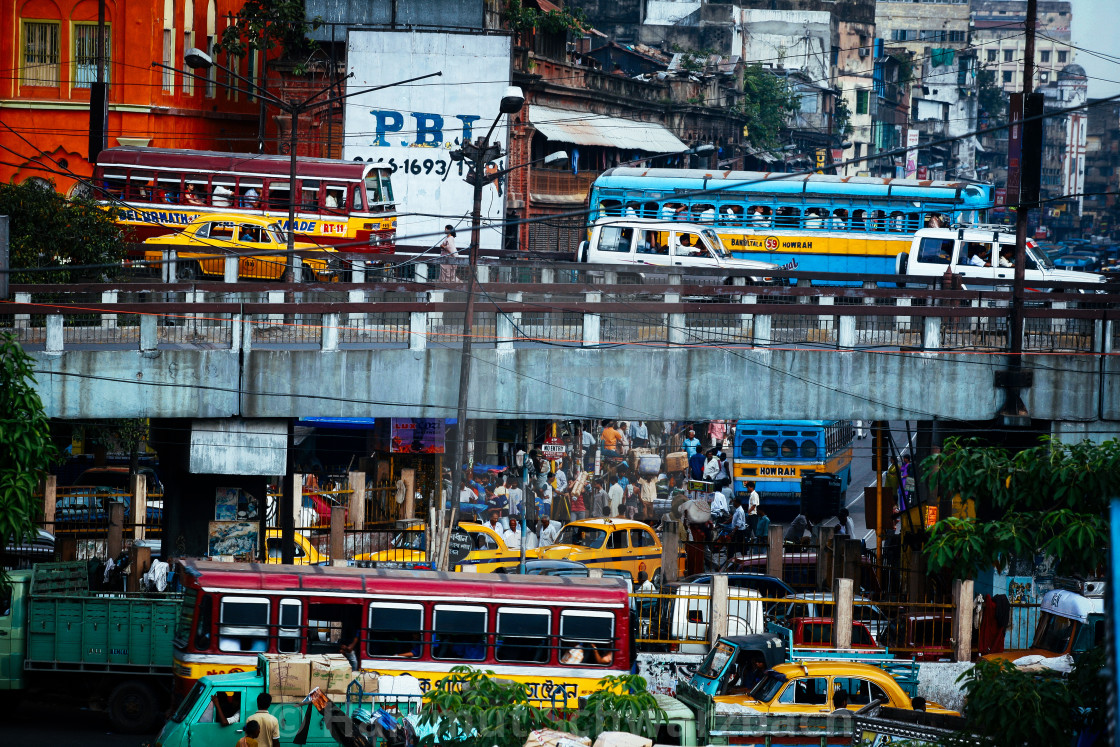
xmin=605 ymin=528 xmax=634 ymax=578
xmin=629 ymin=528 xmax=660 ymax=581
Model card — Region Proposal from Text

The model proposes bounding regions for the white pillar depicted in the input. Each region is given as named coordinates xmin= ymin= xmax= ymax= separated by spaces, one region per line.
xmin=45 ymin=314 xmax=63 ymax=352
xmin=223 ymin=255 xmax=239 ymax=283
xmin=350 ymin=259 xmax=366 ymax=284
xmin=322 ymin=313 xmax=339 ymax=351
xmin=100 ymin=290 xmax=118 ymax=329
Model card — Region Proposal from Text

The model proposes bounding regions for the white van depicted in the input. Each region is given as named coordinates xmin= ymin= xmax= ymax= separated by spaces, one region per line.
xmin=667 ymin=582 xmax=763 ymax=654
xmin=896 ymin=226 xmax=1106 ymax=290
xmin=577 ymin=217 xmax=778 ymax=284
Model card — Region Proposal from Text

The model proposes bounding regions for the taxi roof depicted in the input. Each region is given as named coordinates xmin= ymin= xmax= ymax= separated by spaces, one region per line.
xmin=774 ymin=660 xmax=902 ymax=680
xmin=1041 ymin=588 xmax=1105 ymax=622
xmin=563 ymin=518 xmax=656 ymax=531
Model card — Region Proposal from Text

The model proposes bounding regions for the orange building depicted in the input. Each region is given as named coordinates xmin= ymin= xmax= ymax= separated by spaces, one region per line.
xmin=1 ymin=0 xmax=265 ymax=193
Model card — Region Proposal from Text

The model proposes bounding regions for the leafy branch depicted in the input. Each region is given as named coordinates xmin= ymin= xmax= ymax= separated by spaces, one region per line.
xmin=505 ymin=0 xmax=589 ymax=37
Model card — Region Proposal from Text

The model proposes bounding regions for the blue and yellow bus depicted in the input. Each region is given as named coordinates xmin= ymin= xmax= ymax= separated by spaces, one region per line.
xmin=732 ymin=420 xmax=855 ymax=510
xmin=588 ymin=169 xmax=995 ymax=274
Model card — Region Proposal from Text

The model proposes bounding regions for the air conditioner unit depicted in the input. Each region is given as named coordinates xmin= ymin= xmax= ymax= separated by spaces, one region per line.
xmin=859 ymin=47 xmax=869 ymax=58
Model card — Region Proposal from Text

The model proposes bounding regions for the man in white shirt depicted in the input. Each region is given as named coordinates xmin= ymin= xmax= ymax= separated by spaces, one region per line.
xmin=703 ymin=450 xmax=721 ymax=481
xmin=709 ymin=488 xmax=729 ymax=521
xmin=539 ymin=518 xmax=560 ymax=547
xmin=731 ymin=498 xmax=747 ymax=537
xmin=507 ymin=481 xmax=523 ymax=518
xmin=745 ymin=480 xmax=760 ymax=514
xmin=554 ymin=465 xmax=568 ymax=493
xmin=458 ymin=480 xmax=475 ymax=505
xmin=607 ymin=477 xmax=625 ymax=517
xmin=503 ymin=518 xmax=522 ymax=549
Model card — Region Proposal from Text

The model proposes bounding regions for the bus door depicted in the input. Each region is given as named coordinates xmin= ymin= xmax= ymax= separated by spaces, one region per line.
xmin=307 ymin=598 xmax=364 ymax=661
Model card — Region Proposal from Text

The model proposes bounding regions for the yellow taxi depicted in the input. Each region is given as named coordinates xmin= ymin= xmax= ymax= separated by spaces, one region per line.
xmin=142 ymin=214 xmax=341 ymax=282
xmin=263 ymin=529 xmax=329 ymax=565
xmin=535 ymin=518 xmax=674 ymax=583
xmin=717 ymin=661 xmax=957 ymax=715
xmin=352 ymin=521 xmax=528 ymax=572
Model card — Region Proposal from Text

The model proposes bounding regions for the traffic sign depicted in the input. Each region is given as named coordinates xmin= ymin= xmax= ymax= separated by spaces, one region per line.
xmin=447 ymin=529 xmax=473 ymax=565
xmin=542 ymin=437 xmax=566 ymax=460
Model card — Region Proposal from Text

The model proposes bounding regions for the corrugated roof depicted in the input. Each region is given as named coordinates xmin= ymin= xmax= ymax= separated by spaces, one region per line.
xmin=528 ymin=105 xmax=688 ymax=153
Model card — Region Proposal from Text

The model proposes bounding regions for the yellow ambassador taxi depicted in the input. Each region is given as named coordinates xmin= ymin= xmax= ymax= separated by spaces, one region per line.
xmin=721 ymin=661 xmax=958 ymax=715
xmin=535 ymin=518 xmax=679 ymax=583
xmin=142 ymin=214 xmax=341 ymax=282
xmin=353 ymin=521 xmax=528 ymax=572
xmin=262 ymin=529 xmax=329 ymax=565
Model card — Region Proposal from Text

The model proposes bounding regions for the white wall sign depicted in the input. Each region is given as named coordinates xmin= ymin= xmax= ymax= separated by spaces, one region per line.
xmin=344 ymin=31 xmax=513 ymax=251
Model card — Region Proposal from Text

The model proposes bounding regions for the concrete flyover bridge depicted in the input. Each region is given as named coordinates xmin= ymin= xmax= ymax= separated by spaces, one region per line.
xmin=5 ymin=259 xmax=1118 ymax=439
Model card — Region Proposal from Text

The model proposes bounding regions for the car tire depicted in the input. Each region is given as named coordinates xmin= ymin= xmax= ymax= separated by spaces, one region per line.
xmin=177 ymin=262 xmax=200 ymax=281
xmin=107 ymin=680 xmax=158 ymax=733
xmin=653 ymin=567 xmax=662 ymax=588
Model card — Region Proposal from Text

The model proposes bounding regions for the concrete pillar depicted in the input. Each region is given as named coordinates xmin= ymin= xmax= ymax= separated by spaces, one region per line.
xmin=660 ymin=521 xmax=680 ymax=585
xmin=754 ymin=314 xmax=772 ymax=348
xmin=41 ymin=475 xmax=56 ymax=535
xmin=223 ymin=255 xmax=239 ymax=283
xmin=230 ymin=313 xmax=242 ymax=352
xmin=817 ymin=295 xmax=834 ymax=327
xmin=497 ymin=292 xmax=521 ymax=350
xmin=409 ymin=311 xmax=427 ymax=350
xmin=836 ymin=538 xmax=862 ymax=587
xmin=838 ymin=315 xmax=856 ymax=349
xmin=767 ymin=524 xmax=784 ymax=580
xmin=709 ymin=573 xmax=730 ymax=644
xmin=816 ymin=526 xmax=836 ymax=590
xmin=603 ymin=270 xmax=618 ymax=286
xmin=45 ymin=314 xmax=63 ymax=352
xmin=476 ymin=265 xmax=490 ymax=284
xmin=322 ymin=312 xmax=339 ymax=351
xmin=107 ymin=502 xmax=125 ymax=560
xmin=1051 ymin=299 xmax=1067 ymax=336
xmin=241 ymin=315 xmax=254 ymax=353
xmin=740 ymin=292 xmax=755 ymax=337
xmin=1093 ymin=320 xmax=1105 ymax=354
xmin=348 ymin=471 xmax=366 ymax=531
xmin=540 ymin=268 xmax=555 ymax=285
xmin=163 ymin=249 xmax=177 ymax=283
xmin=100 ymin=290 xmax=118 ymax=329
xmin=895 ymin=296 xmax=912 ymax=332
xmin=350 ymin=259 xmax=366 ymax=284
xmin=14 ymin=292 xmax=31 ymax=329
xmin=267 ymin=290 xmax=284 ymax=325
xmin=130 ymin=472 xmax=147 ymax=541
xmin=922 ymin=316 xmax=941 ymax=350
xmin=330 ymin=505 xmax=346 ymax=566
xmin=412 ymin=261 xmax=428 ymax=284
xmin=292 ymin=473 xmax=304 ymax=531
xmin=583 ymin=291 xmax=601 ymax=347
xmin=400 ymin=468 xmax=416 ymax=520
xmin=832 ymin=577 xmax=854 ymax=649
xmin=140 ymin=314 xmax=158 ymax=351
xmin=347 ymin=289 xmax=366 ymax=329
xmin=668 ymin=272 xmax=683 ymax=286
xmin=952 ymin=578 xmax=975 ymax=663
xmin=291 ymin=256 xmax=304 ymax=283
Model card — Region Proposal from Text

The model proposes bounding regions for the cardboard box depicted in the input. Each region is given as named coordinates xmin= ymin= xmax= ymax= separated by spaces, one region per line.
xmin=665 ymin=451 xmax=688 ymax=473
xmin=309 ymin=655 xmax=354 ymax=695
xmin=525 ymin=729 xmax=592 ymax=747
xmin=591 ymin=733 xmax=652 ymax=747
xmin=346 ymin=670 xmax=380 ymax=696
xmin=263 ymin=654 xmax=311 ymax=698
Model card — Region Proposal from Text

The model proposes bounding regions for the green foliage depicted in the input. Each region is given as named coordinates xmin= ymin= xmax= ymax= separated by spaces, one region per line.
xmin=0 ymin=334 xmax=58 ymax=588
xmin=950 ymin=648 xmax=1107 ymax=746
xmin=734 ymin=65 xmax=801 ymax=149
xmin=417 ymin=666 xmax=556 ymax=747
xmin=505 ymin=0 xmax=588 ymax=37
xmin=216 ymin=0 xmax=321 ymax=65
xmin=669 ymin=44 xmax=718 ymax=74
xmin=977 ymin=68 xmax=1007 ymax=127
xmin=834 ymin=94 xmax=853 ymax=139
xmin=575 ymin=674 xmax=666 ymax=739
xmin=921 ymin=437 xmax=1116 ymax=577
xmin=0 ymin=179 xmax=125 ymax=283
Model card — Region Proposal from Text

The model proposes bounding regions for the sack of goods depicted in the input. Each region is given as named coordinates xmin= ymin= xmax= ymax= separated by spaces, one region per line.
xmin=665 ymin=451 xmax=688 ymax=473
xmin=637 ymin=454 xmax=661 ymax=477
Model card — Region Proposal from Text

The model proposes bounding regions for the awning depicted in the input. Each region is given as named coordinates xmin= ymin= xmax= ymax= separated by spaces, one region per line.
xmin=528 ymin=105 xmax=688 ymax=154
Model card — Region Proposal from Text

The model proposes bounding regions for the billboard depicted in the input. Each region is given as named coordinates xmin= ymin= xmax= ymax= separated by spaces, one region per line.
xmin=904 ymin=129 xmax=919 ymax=178
xmin=344 ymin=31 xmax=512 ymax=250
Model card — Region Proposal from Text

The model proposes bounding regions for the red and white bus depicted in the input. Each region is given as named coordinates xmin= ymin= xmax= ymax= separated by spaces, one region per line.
xmin=173 ymin=560 xmax=632 ymax=705
xmin=92 ymin=147 xmax=397 ymax=251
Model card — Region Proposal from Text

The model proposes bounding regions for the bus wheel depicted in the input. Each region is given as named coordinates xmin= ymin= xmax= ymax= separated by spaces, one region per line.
xmin=107 ymin=681 xmax=157 ymax=733
xmin=177 ymin=262 xmax=200 ymax=281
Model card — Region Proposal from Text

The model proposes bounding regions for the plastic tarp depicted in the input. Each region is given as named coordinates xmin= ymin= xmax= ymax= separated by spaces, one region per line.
xmin=529 ymin=105 xmax=688 ymax=154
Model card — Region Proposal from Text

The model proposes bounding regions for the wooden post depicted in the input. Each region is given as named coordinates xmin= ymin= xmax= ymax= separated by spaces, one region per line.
xmin=833 ymin=577 xmax=854 ymax=649
xmin=41 ymin=475 xmax=57 ymax=536
xmin=348 ymin=471 xmax=366 ymax=532
xmin=661 ymin=521 xmax=680 ymax=585
xmin=908 ymin=549 xmax=927 ymax=601
xmin=816 ymin=526 xmax=836 ymax=590
xmin=107 ymin=502 xmax=125 ymax=560
xmin=952 ymin=579 xmax=976 ymax=662
xmin=767 ymin=524 xmax=784 ymax=580
xmin=129 ymin=544 xmax=151 ymax=593
xmin=709 ymin=573 xmax=730 ymax=644
xmin=330 ymin=505 xmax=346 ymax=566
xmin=130 ymin=472 xmax=147 ymax=541
xmin=400 ymin=468 xmax=416 ymax=521
xmin=835 ymin=538 xmax=862 ymax=588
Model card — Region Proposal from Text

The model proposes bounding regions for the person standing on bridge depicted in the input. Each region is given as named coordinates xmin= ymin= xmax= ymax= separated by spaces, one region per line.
xmin=439 ymin=225 xmax=458 ymax=284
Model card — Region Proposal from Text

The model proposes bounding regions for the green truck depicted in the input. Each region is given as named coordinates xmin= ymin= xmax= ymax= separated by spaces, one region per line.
xmin=0 ymin=561 xmax=181 ymax=732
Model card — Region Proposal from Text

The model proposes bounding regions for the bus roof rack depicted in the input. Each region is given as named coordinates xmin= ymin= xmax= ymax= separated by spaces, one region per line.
xmin=948 ymin=223 xmax=1017 ymax=234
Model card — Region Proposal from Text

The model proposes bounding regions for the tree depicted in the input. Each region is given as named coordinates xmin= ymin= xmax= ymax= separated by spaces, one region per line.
xmin=977 ymin=68 xmax=1007 ymax=128
xmin=418 ymin=666 xmax=556 ymax=747
xmin=736 ymin=65 xmax=801 ymax=150
xmin=216 ymin=0 xmax=321 ymax=71
xmin=0 ymin=179 xmax=126 ymax=283
xmin=0 ymin=334 xmax=58 ymax=586
xmin=576 ymin=674 xmax=666 ymax=740
xmin=921 ymin=437 xmax=1116 ymax=579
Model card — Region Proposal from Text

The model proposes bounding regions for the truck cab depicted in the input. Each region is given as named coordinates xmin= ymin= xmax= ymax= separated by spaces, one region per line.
xmin=897 ymin=226 xmax=1106 ymax=290
xmin=0 ymin=570 xmax=30 ymax=690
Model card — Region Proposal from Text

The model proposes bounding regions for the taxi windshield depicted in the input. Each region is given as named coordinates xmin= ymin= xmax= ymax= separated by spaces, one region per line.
xmin=392 ymin=530 xmax=425 ymax=550
xmin=751 ymin=672 xmax=787 ymax=703
xmin=1033 ymin=612 xmax=1076 ymax=654
xmin=702 ymin=229 xmax=731 ymax=258
xmin=268 ymin=223 xmax=289 ymax=244
xmin=555 ymin=527 xmax=607 ymax=549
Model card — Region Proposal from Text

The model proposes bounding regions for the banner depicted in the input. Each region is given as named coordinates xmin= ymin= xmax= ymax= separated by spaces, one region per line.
xmin=904 ymin=129 xmax=919 ymax=178
xmin=391 ymin=418 xmax=446 ymax=454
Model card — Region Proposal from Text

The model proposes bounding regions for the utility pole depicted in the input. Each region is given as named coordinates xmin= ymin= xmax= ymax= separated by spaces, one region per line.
xmin=1002 ymin=0 xmax=1039 ymax=427
xmin=87 ymin=0 xmax=108 ymax=163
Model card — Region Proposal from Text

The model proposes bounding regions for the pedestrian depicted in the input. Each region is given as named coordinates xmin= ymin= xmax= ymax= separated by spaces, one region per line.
xmin=608 ymin=476 xmax=625 ymax=517
xmin=486 ymin=510 xmax=503 ymax=536
xmin=439 ymin=225 xmax=458 ymax=283
xmin=570 ymin=484 xmax=587 ymax=520
xmin=629 ymin=420 xmax=649 ymax=448
xmin=731 ymin=497 xmax=748 ymax=554
xmin=745 ymin=481 xmax=760 ymax=514
xmin=754 ymin=507 xmax=770 ymax=542
xmin=554 ymin=461 xmax=568 ymax=493
xmin=507 ymin=479 xmax=524 ymax=518
xmin=683 ymin=429 xmax=702 ymax=457
xmin=784 ymin=513 xmax=812 ymax=545
xmin=714 ymin=451 xmax=731 ymax=492
xmin=590 ymin=478 xmax=609 ymax=517
xmin=338 ymin=617 xmax=360 ymax=670
xmin=703 ymin=449 xmax=721 ymax=482
xmin=581 ymin=426 xmax=597 ymax=470
xmin=237 ymin=719 xmax=261 ymax=747
xmin=539 ymin=515 xmax=560 ymax=546
xmin=503 ymin=517 xmax=522 ymax=550
xmin=838 ymin=507 xmax=856 ymax=538
xmin=600 ymin=420 xmax=623 ymax=458
xmin=625 ymin=483 xmax=641 ymax=519
xmin=707 ymin=419 xmax=727 ymax=449
xmin=247 ymin=693 xmax=280 ymax=747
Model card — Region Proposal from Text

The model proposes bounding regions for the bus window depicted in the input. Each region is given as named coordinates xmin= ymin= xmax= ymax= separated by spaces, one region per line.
xmin=642 ymin=202 xmax=659 ymax=219
xmin=598 ymin=226 xmax=634 ymax=253
xmin=870 ymin=210 xmax=888 ymax=232
xmin=691 ymin=204 xmax=716 ymax=223
xmin=301 ymin=179 xmax=320 ymax=211
xmin=804 ymin=209 xmax=826 ymax=229
xmin=775 ymin=207 xmax=800 ymax=228
xmin=559 ymin=610 xmax=615 ymax=666
xmin=851 ymin=209 xmax=867 ymax=231
xmin=829 ymin=209 xmax=849 ymax=229
xmin=740 ymin=439 xmax=757 ymax=457
xmin=368 ymin=603 xmax=423 ymax=658
xmin=800 ymin=440 xmax=818 ymax=458
xmin=325 ymin=184 xmax=348 ymax=212
xmin=599 ymin=200 xmax=623 ymax=217
xmin=184 ymin=178 xmax=209 ymax=206
xmin=240 ymin=182 xmax=262 ymax=209
xmin=917 ymin=237 xmax=953 ymax=264
xmin=781 ymin=440 xmax=797 ymax=458
xmin=102 ymin=172 xmax=127 ymax=199
xmin=155 ymin=174 xmax=182 ymax=204
xmin=638 ymin=230 xmax=667 ymax=255
xmin=268 ymin=182 xmax=291 ymax=210
xmin=748 ymin=206 xmax=772 ymax=227
xmin=308 ymin=602 xmax=362 ymax=656
xmin=719 ymin=204 xmax=744 ymax=225
xmin=352 ymin=184 xmax=366 ymax=211
xmin=278 ymin=599 xmax=302 ymax=653
xmin=195 ymin=594 xmax=212 ymax=650
xmin=128 ymin=171 xmax=155 ymax=201
xmin=212 ymin=177 xmax=236 ymax=208
xmin=379 ymin=173 xmax=394 ymax=203
xmin=364 ymin=174 xmax=383 ymax=204
xmin=495 ymin=607 xmax=550 ymax=663
xmin=432 ymin=605 xmax=487 ymax=661
xmin=218 ymin=596 xmax=270 ymax=652
xmin=889 ymin=211 xmax=906 ymax=232
xmin=761 ymin=439 xmax=779 ymax=458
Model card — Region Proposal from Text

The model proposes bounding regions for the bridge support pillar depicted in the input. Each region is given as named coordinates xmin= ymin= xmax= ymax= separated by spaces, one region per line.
xmin=347 ymin=289 xmax=366 ymax=328
xmin=832 ymin=577 xmax=854 ymax=649
xmin=583 ymin=291 xmax=601 ymax=346
xmin=223 ymin=256 xmax=238 ymax=283
xmin=922 ymin=316 xmax=941 ymax=350
xmin=1098 ymin=320 xmax=1112 ymax=354
xmin=410 ymin=311 xmax=427 ymax=351
xmin=100 ymin=290 xmax=118 ymax=329
xmin=350 ymin=260 xmax=366 ymax=284
xmin=838 ymin=315 xmax=856 ymax=349
xmin=322 ymin=313 xmax=339 ymax=351
xmin=140 ymin=313 xmax=158 ymax=351
xmin=895 ymin=296 xmax=912 ymax=334
xmin=240 ymin=315 xmax=254 ymax=352
xmin=267 ymin=290 xmax=284 ymax=326
xmin=817 ymin=295 xmax=834 ymax=330
xmin=497 ymin=292 xmax=521 ymax=350
xmin=162 ymin=249 xmax=177 ymax=283
xmin=45 ymin=314 xmax=63 ymax=353
xmin=476 ymin=265 xmax=490 ymax=284
xmin=753 ymin=314 xmax=772 ymax=348
xmin=540 ymin=268 xmax=555 ymax=285
xmin=348 ymin=471 xmax=366 ymax=531
xmin=14 ymin=292 xmax=30 ymax=329
xmin=412 ymin=261 xmax=428 ymax=284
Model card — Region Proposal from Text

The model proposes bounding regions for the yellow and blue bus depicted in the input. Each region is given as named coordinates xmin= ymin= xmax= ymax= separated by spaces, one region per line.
xmin=732 ymin=420 xmax=855 ymax=511
xmin=588 ymin=168 xmax=994 ymax=275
